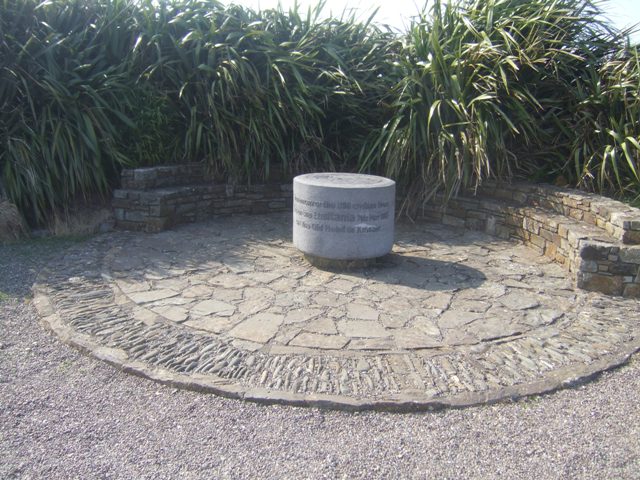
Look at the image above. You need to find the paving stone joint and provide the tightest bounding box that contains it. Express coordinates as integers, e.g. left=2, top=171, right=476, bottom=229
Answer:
left=34, top=214, right=640, bottom=410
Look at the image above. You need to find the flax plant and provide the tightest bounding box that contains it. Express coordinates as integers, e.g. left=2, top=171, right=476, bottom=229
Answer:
left=1, top=0, right=395, bottom=222
left=561, top=45, right=640, bottom=199
left=0, top=0, right=139, bottom=223
left=361, top=0, right=639, bottom=211
left=131, top=0, right=397, bottom=181
left=2, top=0, right=639, bottom=225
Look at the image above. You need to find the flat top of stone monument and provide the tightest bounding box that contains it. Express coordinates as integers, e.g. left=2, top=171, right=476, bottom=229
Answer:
left=295, top=173, right=395, bottom=188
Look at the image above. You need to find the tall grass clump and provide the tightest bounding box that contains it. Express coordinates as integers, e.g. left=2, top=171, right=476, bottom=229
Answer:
left=130, top=0, right=398, bottom=181
left=1, top=0, right=639, bottom=224
left=361, top=0, right=639, bottom=210
left=0, top=0, right=397, bottom=223
left=0, top=0, right=142, bottom=224
left=0, top=0, right=146, bottom=222
left=560, top=45, right=640, bottom=200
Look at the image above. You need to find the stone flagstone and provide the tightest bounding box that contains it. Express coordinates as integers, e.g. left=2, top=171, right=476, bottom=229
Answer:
left=288, top=332, right=349, bottom=350
left=337, top=320, right=388, bottom=338
left=192, top=299, right=235, bottom=317
left=128, top=289, right=178, bottom=303
left=33, top=213, right=640, bottom=411
left=346, top=304, right=379, bottom=321
left=229, top=313, right=284, bottom=343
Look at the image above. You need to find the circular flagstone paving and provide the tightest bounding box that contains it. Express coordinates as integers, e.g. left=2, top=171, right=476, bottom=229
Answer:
left=34, top=213, right=640, bottom=410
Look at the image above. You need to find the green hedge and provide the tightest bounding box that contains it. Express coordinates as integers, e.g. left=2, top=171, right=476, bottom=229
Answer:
left=1, top=0, right=638, bottom=224
left=362, top=0, right=640, bottom=208
left=0, top=0, right=397, bottom=223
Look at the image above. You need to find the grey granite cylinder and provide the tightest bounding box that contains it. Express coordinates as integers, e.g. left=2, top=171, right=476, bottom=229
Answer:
left=293, top=173, right=395, bottom=260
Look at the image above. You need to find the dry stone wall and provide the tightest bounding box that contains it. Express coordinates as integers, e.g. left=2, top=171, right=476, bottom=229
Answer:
left=420, top=181, right=640, bottom=298
left=113, top=164, right=292, bottom=232
left=119, top=164, right=206, bottom=190
left=112, top=166, right=640, bottom=298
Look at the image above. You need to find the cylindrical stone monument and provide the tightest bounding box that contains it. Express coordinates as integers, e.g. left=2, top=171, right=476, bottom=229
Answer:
left=293, top=173, right=395, bottom=262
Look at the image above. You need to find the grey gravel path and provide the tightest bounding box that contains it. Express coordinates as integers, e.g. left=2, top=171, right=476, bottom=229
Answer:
left=1, top=236, right=639, bottom=479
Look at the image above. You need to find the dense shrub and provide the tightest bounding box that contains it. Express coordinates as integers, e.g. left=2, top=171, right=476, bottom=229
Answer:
left=0, top=0, right=397, bottom=223
left=126, top=0, right=398, bottom=180
left=562, top=45, right=640, bottom=200
left=0, top=0, right=142, bottom=223
left=0, top=0, right=638, bottom=224
left=361, top=0, right=640, bottom=210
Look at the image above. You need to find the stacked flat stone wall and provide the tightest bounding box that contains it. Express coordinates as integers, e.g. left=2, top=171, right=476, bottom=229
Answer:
left=419, top=181, right=640, bottom=298
left=472, top=182, right=640, bottom=244
left=112, top=166, right=640, bottom=298
left=113, top=164, right=292, bottom=232
left=119, top=164, right=206, bottom=190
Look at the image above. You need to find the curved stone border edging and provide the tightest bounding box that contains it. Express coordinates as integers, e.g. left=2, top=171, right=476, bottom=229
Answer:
left=32, top=221, right=640, bottom=412
left=33, top=283, right=640, bottom=411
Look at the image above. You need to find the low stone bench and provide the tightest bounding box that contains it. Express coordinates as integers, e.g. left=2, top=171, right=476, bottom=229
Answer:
left=420, top=181, right=640, bottom=297
left=112, top=165, right=640, bottom=297
left=113, top=164, right=292, bottom=232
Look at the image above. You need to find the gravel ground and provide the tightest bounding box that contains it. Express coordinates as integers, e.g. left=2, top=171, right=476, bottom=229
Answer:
left=1, top=236, right=639, bottom=479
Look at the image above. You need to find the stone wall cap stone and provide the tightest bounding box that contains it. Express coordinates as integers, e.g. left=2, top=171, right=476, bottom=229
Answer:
left=609, top=212, right=640, bottom=230
left=619, top=247, right=640, bottom=264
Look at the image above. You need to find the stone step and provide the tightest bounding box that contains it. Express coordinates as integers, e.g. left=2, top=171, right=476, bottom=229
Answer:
left=474, top=181, right=640, bottom=245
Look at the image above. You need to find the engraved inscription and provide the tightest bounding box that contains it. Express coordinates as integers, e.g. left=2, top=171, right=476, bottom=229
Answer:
left=294, top=195, right=390, bottom=234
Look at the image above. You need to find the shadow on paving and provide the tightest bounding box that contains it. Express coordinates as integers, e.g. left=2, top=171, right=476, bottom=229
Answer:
left=313, top=253, right=487, bottom=291
left=110, top=214, right=489, bottom=293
